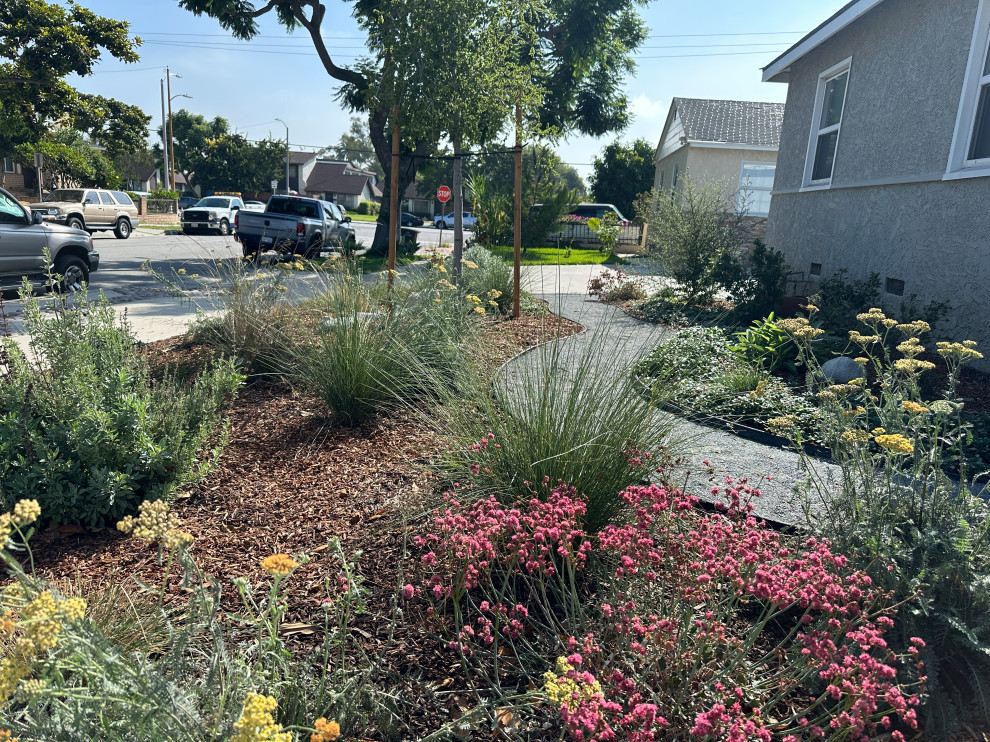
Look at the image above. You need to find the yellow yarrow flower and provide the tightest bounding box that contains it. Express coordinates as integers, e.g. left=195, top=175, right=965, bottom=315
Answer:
left=177, top=268, right=187, bottom=275
left=465, top=294, right=482, bottom=304
left=311, top=718, right=342, bottom=742
left=871, top=427, right=887, bottom=436
left=849, top=331, right=881, bottom=346
left=230, top=693, right=292, bottom=742
left=936, top=341, right=984, bottom=361
left=462, top=260, right=479, bottom=270
left=776, top=317, right=824, bottom=340
left=542, top=657, right=602, bottom=712
left=766, top=415, right=800, bottom=435
left=260, top=554, right=298, bottom=576
left=11, top=500, right=41, bottom=527
left=896, top=337, right=925, bottom=357
left=875, top=434, right=914, bottom=455
left=487, top=289, right=502, bottom=299
left=473, top=306, right=486, bottom=315
left=902, top=400, right=929, bottom=414
left=841, top=430, right=871, bottom=445
left=893, top=358, right=936, bottom=374
left=897, top=320, right=931, bottom=337
left=117, top=500, right=182, bottom=543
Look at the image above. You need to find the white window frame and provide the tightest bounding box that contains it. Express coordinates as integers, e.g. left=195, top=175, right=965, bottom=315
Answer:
left=737, top=161, right=776, bottom=217
left=803, top=57, right=853, bottom=190
left=3, top=157, right=15, bottom=174
left=946, top=0, right=990, bottom=180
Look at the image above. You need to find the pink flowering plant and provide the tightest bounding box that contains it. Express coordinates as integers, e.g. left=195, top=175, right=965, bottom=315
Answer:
left=410, top=456, right=925, bottom=741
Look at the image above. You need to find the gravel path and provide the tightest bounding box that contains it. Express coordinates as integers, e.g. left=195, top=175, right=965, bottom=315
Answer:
left=505, top=293, right=838, bottom=526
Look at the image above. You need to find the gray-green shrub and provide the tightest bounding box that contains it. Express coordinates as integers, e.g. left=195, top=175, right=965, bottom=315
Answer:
left=0, top=291, right=242, bottom=527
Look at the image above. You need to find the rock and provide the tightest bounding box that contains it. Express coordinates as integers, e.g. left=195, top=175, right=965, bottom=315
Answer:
left=821, top=356, right=864, bottom=383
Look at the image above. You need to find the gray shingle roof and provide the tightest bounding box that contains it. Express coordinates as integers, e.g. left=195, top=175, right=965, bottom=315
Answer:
left=674, top=98, right=785, bottom=148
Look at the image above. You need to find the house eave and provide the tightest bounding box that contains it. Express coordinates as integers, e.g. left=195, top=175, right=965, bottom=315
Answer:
left=687, top=141, right=779, bottom=152
left=762, top=0, right=885, bottom=83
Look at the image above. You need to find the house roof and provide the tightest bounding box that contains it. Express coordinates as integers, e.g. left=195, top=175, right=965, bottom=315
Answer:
left=762, top=0, right=885, bottom=83
left=290, top=150, right=318, bottom=165
left=674, top=98, right=785, bottom=148
left=304, top=161, right=372, bottom=195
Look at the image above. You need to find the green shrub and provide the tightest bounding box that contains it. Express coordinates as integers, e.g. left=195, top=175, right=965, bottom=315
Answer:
left=720, top=239, right=790, bottom=323
left=452, top=245, right=514, bottom=315
left=635, top=290, right=729, bottom=327
left=150, top=188, right=180, bottom=200
left=441, top=328, right=675, bottom=533
left=729, top=313, right=799, bottom=374
left=0, top=291, right=242, bottom=527
left=809, top=268, right=881, bottom=334
left=634, top=176, right=746, bottom=305
left=356, top=200, right=380, bottom=216
left=633, top=326, right=734, bottom=388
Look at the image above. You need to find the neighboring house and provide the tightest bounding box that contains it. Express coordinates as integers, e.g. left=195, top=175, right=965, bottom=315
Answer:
left=763, top=0, right=990, bottom=358
left=304, top=160, right=379, bottom=209
left=0, top=156, right=29, bottom=197
left=276, top=150, right=322, bottom=193
left=653, top=98, right=785, bottom=218
left=403, top=182, right=441, bottom=217
left=120, top=164, right=162, bottom=193
left=172, top=172, right=198, bottom=197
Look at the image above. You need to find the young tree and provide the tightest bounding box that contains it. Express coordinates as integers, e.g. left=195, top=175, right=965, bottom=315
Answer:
left=589, top=138, right=655, bottom=219
left=189, top=134, right=286, bottom=193
left=635, top=176, right=746, bottom=305
left=0, top=0, right=149, bottom=185
left=175, top=0, right=648, bottom=253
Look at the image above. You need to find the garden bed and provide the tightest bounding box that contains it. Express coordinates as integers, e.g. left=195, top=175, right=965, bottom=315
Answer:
left=23, top=308, right=584, bottom=740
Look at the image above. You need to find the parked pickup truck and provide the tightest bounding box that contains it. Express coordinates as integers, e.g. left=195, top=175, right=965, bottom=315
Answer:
left=235, top=195, right=351, bottom=259
left=0, top=187, right=100, bottom=292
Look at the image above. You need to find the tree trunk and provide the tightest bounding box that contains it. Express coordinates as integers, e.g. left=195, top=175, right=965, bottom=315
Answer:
left=451, top=134, right=464, bottom=281
left=367, top=110, right=423, bottom=255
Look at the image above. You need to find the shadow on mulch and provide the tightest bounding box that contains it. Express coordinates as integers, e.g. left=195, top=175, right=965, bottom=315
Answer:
left=25, top=307, right=583, bottom=740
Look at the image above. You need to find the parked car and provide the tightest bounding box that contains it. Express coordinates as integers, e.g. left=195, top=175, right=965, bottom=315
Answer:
left=242, top=200, right=267, bottom=212
left=320, top=201, right=356, bottom=246
left=1, top=187, right=100, bottom=292
left=177, top=195, right=198, bottom=210
left=567, top=203, right=629, bottom=223
left=181, top=196, right=245, bottom=236
left=401, top=212, right=424, bottom=227
left=29, top=188, right=140, bottom=239
left=235, top=195, right=346, bottom=259
left=433, top=212, right=477, bottom=229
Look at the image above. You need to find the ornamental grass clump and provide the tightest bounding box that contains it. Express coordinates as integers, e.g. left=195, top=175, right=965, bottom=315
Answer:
left=776, top=305, right=990, bottom=736
left=441, top=324, right=675, bottom=534
left=410, top=469, right=924, bottom=741
left=0, top=288, right=242, bottom=527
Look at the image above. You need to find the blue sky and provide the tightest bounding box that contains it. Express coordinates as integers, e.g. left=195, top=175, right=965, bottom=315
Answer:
left=71, top=0, right=849, bottom=181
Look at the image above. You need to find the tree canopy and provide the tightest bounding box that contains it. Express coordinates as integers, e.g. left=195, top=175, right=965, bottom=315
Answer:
left=175, top=0, right=648, bottom=250
left=589, top=138, right=656, bottom=219
left=0, top=0, right=149, bottom=172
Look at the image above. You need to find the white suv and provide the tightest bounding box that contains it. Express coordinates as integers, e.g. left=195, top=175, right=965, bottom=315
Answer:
left=433, top=212, right=477, bottom=229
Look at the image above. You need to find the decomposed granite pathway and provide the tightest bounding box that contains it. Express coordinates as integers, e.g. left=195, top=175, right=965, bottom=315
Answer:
left=503, top=290, right=840, bottom=527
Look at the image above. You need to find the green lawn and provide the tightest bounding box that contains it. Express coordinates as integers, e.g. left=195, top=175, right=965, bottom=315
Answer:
left=486, top=246, right=628, bottom=266
left=347, top=213, right=379, bottom=222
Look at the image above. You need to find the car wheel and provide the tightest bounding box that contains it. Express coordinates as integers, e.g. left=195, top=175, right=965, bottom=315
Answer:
left=66, top=216, right=84, bottom=231
left=113, top=218, right=132, bottom=239
left=54, top=254, right=89, bottom=293
left=218, top=219, right=230, bottom=236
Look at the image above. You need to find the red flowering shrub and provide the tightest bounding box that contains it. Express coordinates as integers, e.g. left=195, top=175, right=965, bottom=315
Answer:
left=412, top=462, right=925, bottom=741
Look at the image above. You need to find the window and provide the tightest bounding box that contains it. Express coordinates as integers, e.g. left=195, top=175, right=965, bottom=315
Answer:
left=83, top=192, right=99, bottom=205
left=736, top=162, right=776, bottom=217
left=111, top=191, right=133, bottom=206
left=658, top=170, right=665, bottom=190
left=0, top=192, right=26, bottom=224
left=947, top=1, right=990, bottom=177
left=3, top=157, right=15, bottom=174
left=805, top=59, right=851, bottom=186
left=99, top=192, right=114, bottom=205
left=672, top=165, right=679, bottom=189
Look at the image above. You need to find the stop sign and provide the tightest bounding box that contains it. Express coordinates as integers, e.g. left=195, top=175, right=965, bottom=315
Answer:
left=437, top=186, right=451, bottom=203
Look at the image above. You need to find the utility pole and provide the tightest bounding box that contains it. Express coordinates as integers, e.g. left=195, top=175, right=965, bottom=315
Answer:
left=388, top=104, right=400, bottom=297
left=160, top=78, right=170, bottom=189
left=513, top=99, right=523, bottom=319
left=275, top=118, right=289, bottom=194
left=166, top=66, right=176, bottom=191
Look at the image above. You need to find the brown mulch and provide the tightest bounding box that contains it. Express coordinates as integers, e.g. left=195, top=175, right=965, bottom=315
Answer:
left=25, top=306, right=583, bottom=740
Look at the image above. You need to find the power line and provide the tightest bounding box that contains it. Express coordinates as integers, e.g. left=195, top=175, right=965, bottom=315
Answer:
left=136, top=29, right=804, bottom=39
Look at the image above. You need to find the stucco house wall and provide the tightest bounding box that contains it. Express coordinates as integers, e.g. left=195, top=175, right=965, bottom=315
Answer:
left=653, top=146, right=689, bottom=193
left=687, top=147, right=779, bottom=203
left=766, top=0, right=990, bottom=355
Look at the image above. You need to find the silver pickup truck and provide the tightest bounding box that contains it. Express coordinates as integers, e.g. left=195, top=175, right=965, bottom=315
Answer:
left=235, top=195, right=350, bottom=259
left=0, top=187, right=100, bottom=292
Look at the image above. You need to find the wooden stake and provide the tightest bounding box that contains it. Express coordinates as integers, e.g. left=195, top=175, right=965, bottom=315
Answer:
left=388, top=104, right=400, bottom=296
left=513, top=100, right=523, bottom=319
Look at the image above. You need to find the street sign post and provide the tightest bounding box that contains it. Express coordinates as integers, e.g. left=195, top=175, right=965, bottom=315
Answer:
left=271, top=179, right=279, bottom=192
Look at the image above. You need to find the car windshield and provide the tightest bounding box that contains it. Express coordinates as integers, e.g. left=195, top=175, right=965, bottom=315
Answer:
left=196, top=197, right=231, bottom=208
left=267, top=198, right=320, bottom=219
left=44, top=190, right=84, bottom=203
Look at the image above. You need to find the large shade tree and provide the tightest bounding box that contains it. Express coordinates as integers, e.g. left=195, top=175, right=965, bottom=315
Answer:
left=589, top=138, right=656, bottom=219
left=0, top=0, right=149, bottom=186
left=153, top=109, right=229, bottom=191
left=175, top=0, right=648, bottom=253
